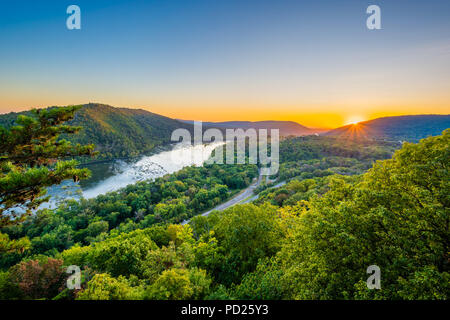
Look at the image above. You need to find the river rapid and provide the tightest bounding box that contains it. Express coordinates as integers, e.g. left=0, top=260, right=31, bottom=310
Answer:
left=44, top=142, right=224, bottom=208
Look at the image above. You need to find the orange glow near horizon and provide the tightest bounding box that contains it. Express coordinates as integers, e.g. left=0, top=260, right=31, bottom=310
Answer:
left=0, top=99, right=449, bottom=129
left=136, top=105, right=449, bottom=129
left=343, top=123, right=370, bottom=139
left=345, top=115, right=366, bottom=126
left=1, top=1, right=450, bottom=130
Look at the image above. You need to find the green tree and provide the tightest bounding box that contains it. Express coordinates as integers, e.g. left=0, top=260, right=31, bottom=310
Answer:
left=0, top=232, right=30, bottom=254
left=86, top=230, right=158, bottom=277
left=77, top=273, right=143, bottom=300
left=145, top=268, right=211, bottom=300
left=278, top=130, right=449, bottom=299
left=0, top=106, right=95, bottom=227
left=0, top=270, right=22, bottom=299
left=233, top=258, right=284, bottom=300
left=212, top=204, right=284, bottom=285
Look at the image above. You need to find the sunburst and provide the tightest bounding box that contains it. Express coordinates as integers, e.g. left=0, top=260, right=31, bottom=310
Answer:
left=345, top=116, right=365, bottom=125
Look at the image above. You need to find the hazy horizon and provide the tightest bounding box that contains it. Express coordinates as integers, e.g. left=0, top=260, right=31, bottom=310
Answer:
left=1, top=102, right=449, bottom=130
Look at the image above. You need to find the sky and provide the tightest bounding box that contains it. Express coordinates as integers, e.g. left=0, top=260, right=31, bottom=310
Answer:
left=0, top=0, right=449, bottom=128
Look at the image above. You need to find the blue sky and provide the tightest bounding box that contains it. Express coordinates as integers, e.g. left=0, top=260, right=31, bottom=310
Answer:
left=0, top=0, right=449, bottom=127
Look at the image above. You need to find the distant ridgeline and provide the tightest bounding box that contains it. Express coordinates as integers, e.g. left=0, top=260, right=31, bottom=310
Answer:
left=323, top=115, right=450, bottom=142
left=178, top=119, right=327, bottom=137
left=1, top=105, right=448, bottom=161
left=0, top=103, right=194, bottom=161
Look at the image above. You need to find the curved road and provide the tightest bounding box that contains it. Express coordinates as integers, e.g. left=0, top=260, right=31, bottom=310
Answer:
left=241, top=180, right=286, bottom=204
left=181, top=171, right=287, bottom=225
left=181, top=170, right=264, bottom=225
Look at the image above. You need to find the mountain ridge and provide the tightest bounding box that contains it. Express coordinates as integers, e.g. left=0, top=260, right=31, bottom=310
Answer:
left=179, top=119, right=326, bottom=136
left=323, top=114, right=450, bottom=141
left=1, top=105, right=448, bottom=160
left=0, top=103, right=194, bottom=161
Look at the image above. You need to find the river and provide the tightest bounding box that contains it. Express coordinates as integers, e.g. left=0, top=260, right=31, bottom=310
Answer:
left=44, top=142, right=224, bottom=208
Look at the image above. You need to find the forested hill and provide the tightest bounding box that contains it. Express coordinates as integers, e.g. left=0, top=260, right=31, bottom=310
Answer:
left=179, top=120, right=326, bottom=136
left=323, top=115, right=450, bottom=142
left=0, top=103, right=193, bottom=160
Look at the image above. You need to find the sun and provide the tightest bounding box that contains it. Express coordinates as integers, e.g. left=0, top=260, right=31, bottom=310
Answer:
left=345, top=115, right=365, bottom=126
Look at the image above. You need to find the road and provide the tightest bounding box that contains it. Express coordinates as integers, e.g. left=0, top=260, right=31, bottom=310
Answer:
left=241, top=180, right=286, bottom=204
left=181, top=169, right=289, bottom=225
left=181, top=170, right=264, bottom=225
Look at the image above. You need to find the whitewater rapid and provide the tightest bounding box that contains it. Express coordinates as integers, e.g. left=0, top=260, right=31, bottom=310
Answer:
left=82, top=142, right=224, bottom=199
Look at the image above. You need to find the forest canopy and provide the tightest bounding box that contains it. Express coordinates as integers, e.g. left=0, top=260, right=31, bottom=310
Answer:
left=1, top=125, right=447, bottom=300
